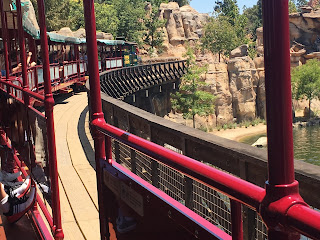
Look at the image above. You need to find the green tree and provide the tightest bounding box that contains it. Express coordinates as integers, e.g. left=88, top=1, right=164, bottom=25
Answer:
left=243, top=0, right=262, bottom=40
left=171, top=47, right=216, bottom=128
left=68, top=2, right=119, bottom=37
left=291, top=59, right=320, bottom=119
left=289, top=0, right=298, bottom=13
left=112, top=0, right=146, bottom=44
left=296, top=0, right=308, bottom=8
left=201, top=16, right=238, bottom=61
left=214, top=0, right=248, bottom=45
left=144, top=7, right=166, bottom=51
left=214, top=0, right=240, bottom=25
left=42, top=0, right=70, bottom=31
left=95, top=3, right=119, bottom=36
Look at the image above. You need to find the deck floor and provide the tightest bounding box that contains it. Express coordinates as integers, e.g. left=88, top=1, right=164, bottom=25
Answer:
left=53, top=91, right=101, bottom=240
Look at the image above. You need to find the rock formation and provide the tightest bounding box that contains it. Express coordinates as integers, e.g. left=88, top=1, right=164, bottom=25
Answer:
left=54, top=27, right=113, bottom=40
left=228, top=56, right=258, bottom=122
left=202, top=55, right=233, bottom=125
left=158, top=2, right=209, bottom=58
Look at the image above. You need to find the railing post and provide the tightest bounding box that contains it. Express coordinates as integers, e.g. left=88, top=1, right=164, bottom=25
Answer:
left=0, top=0, right=10, bottom=80
left=74, top=45, right=81, bottom=81
left=36, top=0, right=64, bottom=238
left=230, top=199, right=243, bottom=240
left=16, top=0, right=29, bottom=106
left=82, top=0, right=109, bottom=239
left=261, top=0, right=306, bottom=239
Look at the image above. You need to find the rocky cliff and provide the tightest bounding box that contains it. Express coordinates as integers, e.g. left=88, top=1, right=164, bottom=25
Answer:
left=158, top=2, right=209, bottom=58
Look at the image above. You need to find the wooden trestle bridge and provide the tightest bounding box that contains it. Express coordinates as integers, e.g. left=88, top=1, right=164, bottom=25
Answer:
left=100, top=61, right=186, bottom=100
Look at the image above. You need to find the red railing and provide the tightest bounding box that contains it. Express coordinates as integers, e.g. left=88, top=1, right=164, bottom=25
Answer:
left=0, top=0, right=65, bottom=238
left=10, top=60, right=88, bottom=95
left=83, top=0, right=320, bottom=240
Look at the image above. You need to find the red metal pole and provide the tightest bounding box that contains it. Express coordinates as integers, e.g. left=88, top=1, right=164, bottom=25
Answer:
left=16, top=0, right=30, bottom=106
left=261, top=1, right=304, bottom=239
left=262, top=0, right=294, bottom=186
left=230, top=199, right=243, bottom=240
left=36, top=0, right=64, bottom=239
left=82, top=0, right=108, bottom=239
left=75, top=45, right=81, bottom=80
left=0, top=0, right=10, bottom=79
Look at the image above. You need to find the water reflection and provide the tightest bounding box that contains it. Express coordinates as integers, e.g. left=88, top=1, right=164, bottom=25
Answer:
left=239, top=126, right=320, bottom=166
left=293, top=126, right=320, bottom=166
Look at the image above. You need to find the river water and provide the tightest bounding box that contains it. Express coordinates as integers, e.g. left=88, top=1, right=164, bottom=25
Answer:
left=240, top=126, right=320, bottom=166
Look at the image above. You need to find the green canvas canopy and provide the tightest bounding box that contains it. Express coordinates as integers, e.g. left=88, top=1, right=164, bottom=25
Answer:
left=47, top=32, right=81, bottom=44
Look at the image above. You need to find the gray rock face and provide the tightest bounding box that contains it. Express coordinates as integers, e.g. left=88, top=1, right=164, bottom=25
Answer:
left=159, top=3, right=208, bottom=49
left=228, top=56, right=257, bottom=122
left=230, top=45, right=248, bottom=58
left=289, top=9, right=320, bottom=46
left=204, top=60, right=233, bottom=125
left=54, top=27, right=113, bottom=40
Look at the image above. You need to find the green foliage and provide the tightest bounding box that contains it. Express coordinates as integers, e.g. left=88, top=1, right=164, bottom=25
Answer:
left=243, top=0, right=262, bottom=40
left=201, top=16, right=239, bottom=61
left=202, top=0, right=249, bottom=60
left=68, top=1, right=84, bottom=31
left=248, top=42, right=257, bottom=59
left=68, top=1, right=119, bottom=37
left=112, top=0, right=145, bottom=44
left=43, top=0, right=70, bottom=31
left=214, top=0, right=240, bottom=25
left=296, top=0, right=308, bottom=8
left=95, top=3, right=119, bottom=37
left=144, top=7, right=166, bottom=50
left=289, top=0, right=298, bottom=13
left=171, top=47, right=216, bottom=128
left=291, top=59, right=320, bottom=118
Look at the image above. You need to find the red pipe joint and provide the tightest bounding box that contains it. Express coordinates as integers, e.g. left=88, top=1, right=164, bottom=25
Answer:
left=44, top=94, right=55, bottom=109
left=90, top=112, right=106, bottom=138
left=260, top=180, right=308, bottom=239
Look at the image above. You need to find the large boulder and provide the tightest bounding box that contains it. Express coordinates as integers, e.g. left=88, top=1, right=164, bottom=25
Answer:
left=227, top=56, right=257, bottom=122
left=73, top=28, right=86, bottom=38
left=230, top=45, right=248, bottom=58
left=96, top=32, right=113, bottom=40
left=57, top=27, right=74, bottom=37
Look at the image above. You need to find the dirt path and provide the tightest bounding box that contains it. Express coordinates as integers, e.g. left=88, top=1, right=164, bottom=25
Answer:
left=210, top=124, right=267, bottom=142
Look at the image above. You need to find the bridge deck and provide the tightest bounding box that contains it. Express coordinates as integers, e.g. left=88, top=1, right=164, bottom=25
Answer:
left=53, top=92, right=104, bottom=240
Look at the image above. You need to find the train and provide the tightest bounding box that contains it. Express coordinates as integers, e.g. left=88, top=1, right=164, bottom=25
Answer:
left=1, top=4, right=138, bottom=98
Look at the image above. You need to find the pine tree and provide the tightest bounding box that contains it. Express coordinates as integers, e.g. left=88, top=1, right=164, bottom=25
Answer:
left=171, top=47, right=216, bottom=128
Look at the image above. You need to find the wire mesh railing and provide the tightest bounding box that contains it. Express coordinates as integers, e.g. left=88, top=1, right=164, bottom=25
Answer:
left=109, top=138, right=271, bottom=238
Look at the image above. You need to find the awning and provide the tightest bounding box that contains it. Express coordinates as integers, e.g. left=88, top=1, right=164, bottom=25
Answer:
left=47, top=32, right=81, bottom=44
left=97, top=39, right=125, bottom=46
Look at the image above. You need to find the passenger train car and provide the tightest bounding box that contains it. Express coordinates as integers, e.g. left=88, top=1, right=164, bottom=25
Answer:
left=0, top=0, right=320, bottom=239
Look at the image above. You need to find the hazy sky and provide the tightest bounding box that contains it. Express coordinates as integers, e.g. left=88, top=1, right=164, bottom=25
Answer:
left=190, top=0, right=258, bottom=14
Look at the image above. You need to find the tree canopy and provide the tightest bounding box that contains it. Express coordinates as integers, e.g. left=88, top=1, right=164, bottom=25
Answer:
left=201, top=16, right=239, bottom=61
left=144, top=6, right=166, bottom=51
left=291, top=59, right=320, bottom=118
left=171, top=47, right=216, bottom=128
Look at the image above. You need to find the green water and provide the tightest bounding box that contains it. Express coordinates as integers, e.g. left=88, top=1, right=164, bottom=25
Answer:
left=293, top=126, right=320, bottom=166
left=240, top=126, right=320, bottom=166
